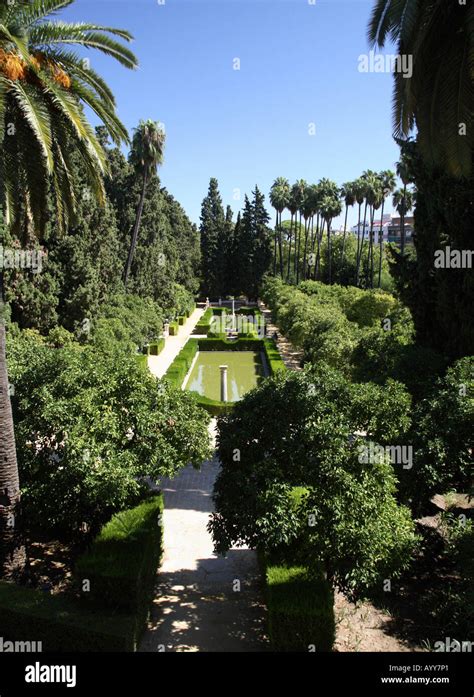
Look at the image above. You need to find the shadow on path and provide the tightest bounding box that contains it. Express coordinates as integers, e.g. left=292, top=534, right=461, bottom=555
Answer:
left=139, top=459, right=268, bottom=652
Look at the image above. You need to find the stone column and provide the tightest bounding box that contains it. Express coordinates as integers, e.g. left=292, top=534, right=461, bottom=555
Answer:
left=220, top=365, right=228, bottom=403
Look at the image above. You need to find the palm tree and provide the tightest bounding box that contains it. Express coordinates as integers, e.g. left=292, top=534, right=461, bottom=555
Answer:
left=269, top=177, right=290, bottom=278
left=352, top=177, right=366, bottom=280
left=301, top=184, right=317, bottom=281
left=355, top=171, right=377, bottom=286
left=395, top=156, right=413, bottom=256
left=0, top=0, right=137, bottom=234
left=320, top=195, right=342, bottom=285
left=286, top=184, right=300, bottom=281
left=124, top=120, right=165, bottom=286
left=293, top=179, right=306, bottom=284
left=367, top=185, right=383, bottom=288
left=392, top=187, right=414, bottom=251
left=369, top=0, right=473, bottom=178
left=377, top=169, right=396, bottom=287
left=339, top=181, right=356, bottom=280
left=0, top=0, right=137, bottom=578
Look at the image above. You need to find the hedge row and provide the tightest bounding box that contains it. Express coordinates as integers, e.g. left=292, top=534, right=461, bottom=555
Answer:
left=0, top=582, right=136, bottom=652
left=165, top=338, right=199, bottom=386
left=76, top=495, right=164, bottom=615
left=192, top=307, right=213, bottom=335
left=0, top=495, right=164, bottom=652
left=148, top=338, right=165, bottom=356
left=178, top=316, right=186, bottom=326
left=169, top=320, right=179, bottom=336
left=262, top=556, right=335, bottom=652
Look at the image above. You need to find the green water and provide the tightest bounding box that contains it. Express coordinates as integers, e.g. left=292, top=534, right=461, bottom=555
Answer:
left=184, top=351, right=264, bottom=402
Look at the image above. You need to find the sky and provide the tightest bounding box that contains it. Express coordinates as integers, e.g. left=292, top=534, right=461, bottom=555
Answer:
left=63, top=0, right=401, bottom=228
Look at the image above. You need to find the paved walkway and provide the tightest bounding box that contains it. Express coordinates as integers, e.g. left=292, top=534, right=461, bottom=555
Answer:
left=147, top=305, right=205, bottom=379
left=139, top=421, right=267, bottom=652
left=259, top=301, right=303, bottom=370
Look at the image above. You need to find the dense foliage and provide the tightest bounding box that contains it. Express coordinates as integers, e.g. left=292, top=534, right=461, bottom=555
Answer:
left=199, top=178, right=272, bottom=299
left=209, top=366, right=417, bottom=599
left=7, top=330, right=211, bottom=535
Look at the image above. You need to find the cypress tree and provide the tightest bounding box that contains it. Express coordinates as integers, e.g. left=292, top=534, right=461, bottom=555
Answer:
left=200, top=178, right=225, bottom=298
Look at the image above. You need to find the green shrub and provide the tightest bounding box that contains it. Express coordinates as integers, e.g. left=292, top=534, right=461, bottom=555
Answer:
left=169, top=321, right=179, bottom=336
left=178, top=316, right=186, bottom=326
left=135, top=354, right=148, bottom=371
left=165, top=339, right=199, bottom=386
left=263, top=560, right=335, bottom=652
left=189, top=392, right=235, bottom=416
left=76, top=495, right=164, bottom=617
left=263, top=338, right=286, bottom=374
left=148, top=338, right=165, bottom=356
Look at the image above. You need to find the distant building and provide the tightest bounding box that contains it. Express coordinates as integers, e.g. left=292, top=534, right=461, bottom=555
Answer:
left=350, top=214, right=414, bottom=246
left=386, top=216, right=414, bottom=245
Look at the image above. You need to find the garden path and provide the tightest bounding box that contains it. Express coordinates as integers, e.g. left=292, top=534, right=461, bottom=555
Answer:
left=139, top=421, right=267, bottom=652
left=147, top=305, right=205, bottom=379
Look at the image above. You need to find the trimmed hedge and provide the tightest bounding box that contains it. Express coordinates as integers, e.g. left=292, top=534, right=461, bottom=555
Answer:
left=169, top=321, right=179, bottom=336
left=192, top=308, right=213, bottom=335
left=0, top=581, right=136, bottom=652
left=148, top=338, right=165, bottom=356
left=263, top=559, right=335, bottom=652
left=76, top=495, right=164, bottom=616
left=0, top=496, right=165, bottom=652
left=177, top=316, right=186, bottom=326
left=165, top=338, right=199, bottom=386
left=188, top=392, right=235, bottom=417
left=263, top=338, right=286, bottom=373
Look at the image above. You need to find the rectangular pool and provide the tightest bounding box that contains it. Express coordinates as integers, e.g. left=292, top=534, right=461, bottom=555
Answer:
left=183, top=351, right=264, bottom=402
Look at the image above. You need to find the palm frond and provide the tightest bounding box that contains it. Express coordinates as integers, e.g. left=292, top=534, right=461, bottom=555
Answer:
left=8, top=80, right=54, bottom=172
left=29, top=23, right=138, bottom=69
left=69, top=79, right=128, bottom=144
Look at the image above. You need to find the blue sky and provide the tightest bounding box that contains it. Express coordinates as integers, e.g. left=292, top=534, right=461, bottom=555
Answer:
left=64, top=0, right=400, bottom=227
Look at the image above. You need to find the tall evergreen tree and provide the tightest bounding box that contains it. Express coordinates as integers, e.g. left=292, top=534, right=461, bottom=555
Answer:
left=200, top=178, right=225, bottom=298
left=250, top=186, right=272, bottom=298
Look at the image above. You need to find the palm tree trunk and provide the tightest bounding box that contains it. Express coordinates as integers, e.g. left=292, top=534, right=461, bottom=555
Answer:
left=0, top=273, right=25, bottom=580
left=356, top=201, right=368, bottom=286
left=278, top=211, right=284, bottom=277
left=367, top=208, right=375, bottom=288
left=340, top=204, right=349, bottom=282
left=286, top=213, right=293, bottom=282
left=377, top=200, right=385, bottom=288
left=124, top=169, right=149, bottom=287
left=302, top=218, right=310, bottom=282
left=355, top=203, right=362, bottom=271
left=295, top=213, right=302, bottom=284
left=400, top=185, right=407, bottom=256
left=327, top=219, right=332, bottom=285
left=314, top=219, right=325, bottom=280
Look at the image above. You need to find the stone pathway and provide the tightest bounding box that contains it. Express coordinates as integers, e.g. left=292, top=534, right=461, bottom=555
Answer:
left=147, top=305, right=205, bottom=379
left=139, top=423, right=267, bottom=652
left=259, top=301, right=303, bottom=370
